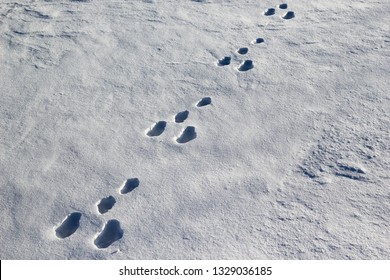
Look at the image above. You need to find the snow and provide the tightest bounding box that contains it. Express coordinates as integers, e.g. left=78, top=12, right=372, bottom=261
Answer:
left=0, top=0, right=389, bottom=259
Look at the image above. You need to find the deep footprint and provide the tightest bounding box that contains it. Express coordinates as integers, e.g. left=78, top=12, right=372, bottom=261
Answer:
left=55, top=212, right=82, bottom=239
left=97, top=196, right=116, bottom=214
left=238, top=60, right=254, bottom=72
left=279, top=3, right=288, bottom=9
left=175, top=110, right=189, bottom=123
left=197, top=97, right=212, bottom=107
left=218, top=56, right=231, bottom=66
left=253, top=38, right=264, bottom=44
left=264, top=8, right=276, bottom=16
left=94, top=219, right=124, bottom=249
left=146, top=121, right=167, bottom=137
left=120, top=178, right=140, bottom=194
left=176, top=126, right=197, bottom=144
left=237, top=47, right=249, bottom=55
left=282, top=11, right=295, bottom=19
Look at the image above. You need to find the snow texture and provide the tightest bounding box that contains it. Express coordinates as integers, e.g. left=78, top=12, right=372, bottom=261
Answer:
left=0, top=0, right=389, bottom=259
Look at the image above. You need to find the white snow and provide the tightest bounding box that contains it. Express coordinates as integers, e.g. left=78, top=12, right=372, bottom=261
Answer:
left=0, top=0, right=389, bottom=259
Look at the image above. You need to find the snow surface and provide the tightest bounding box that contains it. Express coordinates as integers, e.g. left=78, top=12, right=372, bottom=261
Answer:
left=0, top=0, right=389, bottom=259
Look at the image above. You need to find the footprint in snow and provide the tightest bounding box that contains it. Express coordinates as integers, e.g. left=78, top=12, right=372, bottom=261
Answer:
left=120, top=178, right=140, bottom=194
left=175, top=110, right=189, bottom=123
left=97, top=196, right=116, bottom=214
left=217, top=56, right=231, bottom=66
left=146, top=121, right=167, bottom=137
left=279, top=3, right=288, bottom=9
left=264, top=8, right=276, bottom=16
left=197, top=97, right=212, bottom=107
left=55, top=212, right=82, bottom=239
left=238, top=60, right=254, bottom=72
left=176, top=126, right=197, bottom=144
left=94, top=219, right=124, bottom=249
left=282, top=11, right=295, bottom=20
left=237, top=47, right=249, bottom=55
left=252, top=38, right=264, bottom=44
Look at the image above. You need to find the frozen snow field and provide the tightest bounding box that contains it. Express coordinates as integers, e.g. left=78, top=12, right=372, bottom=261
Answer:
left=0, top=0, right=389, bottom=259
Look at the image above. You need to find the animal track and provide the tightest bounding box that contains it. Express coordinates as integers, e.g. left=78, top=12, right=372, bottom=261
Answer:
left=176, top=126, right=197, bottom=144
left=279, top=3, right=288, bottom=9
left=197, top=97, right=212, bottom=107
left=97, top=196, right=116, bottom=214
left=146, top=121, right=167, bottom=137
left=237, top=47, right=249, bottom=55
left=264, top=8, right=276, bottom=16
left=175, top=110, right=189, bottom=123
left=120, top=178, right=140, bottom=194
left=238, top=60, right=254, bottom=72
left=53, top=0, right=298, bottom=251
left=55, top=212, right=82, bottom=239
left=218, top=56, right=231, bottom=66
left=282, top=11, right=295, bottom=20
left=253, top=38, right=265, bottom=44
left=94, top=219, right=124, bottom=249
left=145, top=97, right=212, bottom=145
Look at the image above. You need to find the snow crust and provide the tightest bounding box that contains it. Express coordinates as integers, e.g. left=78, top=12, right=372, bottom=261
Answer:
left=0, top=0, right=389, bottom=259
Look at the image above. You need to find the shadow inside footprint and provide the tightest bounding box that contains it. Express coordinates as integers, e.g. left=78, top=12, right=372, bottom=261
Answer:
left=218, top=56, right=231, bottom=66
left=279, top=3, right=288, bottom=9
left=55, top=212, right=82, bottom=239
left=282, top=11, right=295, bottom=19
left=264, top=8, right=275, bottom=16
left=146, top=121, right=166, bottom=137
left=237, top=47, right=249, bottom=55
left=176, top=126, right=197, bottom=144
left=120, top=178, right=140, bottom=194
left=197, top=97, right=212, bottom=107
left=94, top=219, right=124, bottom=249
left=238, top=60, right=254, bottom=72
left=253, top=38, right=265, bottom=44
left=175, top=110, right=189, bottom=123
left=97, top=196, right=116, bottom=214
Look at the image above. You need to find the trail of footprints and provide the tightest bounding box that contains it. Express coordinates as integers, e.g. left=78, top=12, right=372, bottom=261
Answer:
left=217, top=3, right=295, bottom=72
left=54, top=2, right=296, bottom=251
left=56, top=96, right=210, bottom=246
left=146, top=96, right=212, bottom=144
left=54, top=178, right=139, bottom=249
left=145, top=3, right=295, bottom=141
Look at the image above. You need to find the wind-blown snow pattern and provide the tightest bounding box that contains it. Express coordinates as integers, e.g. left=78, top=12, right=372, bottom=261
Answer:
left=0, top=0, right=389, bottom=259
